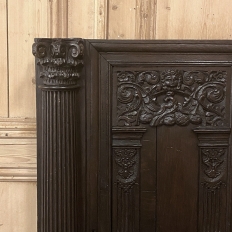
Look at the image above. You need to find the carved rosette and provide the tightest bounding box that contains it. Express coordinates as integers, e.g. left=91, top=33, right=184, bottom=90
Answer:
left=112, top=128, right=146, bottom=232
left=117, top=70, right=226, bottom=127
left=33, top=38, right=84, bottom=88
left=194, top=128, right=230, bottom=232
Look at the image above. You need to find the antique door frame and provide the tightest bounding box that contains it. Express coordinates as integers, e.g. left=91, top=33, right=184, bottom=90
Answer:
left=33, top=39, right=232, bottom=232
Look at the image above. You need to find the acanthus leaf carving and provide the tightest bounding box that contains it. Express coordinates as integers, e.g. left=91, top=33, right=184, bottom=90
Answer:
left=32, top=38, right=84, bottom=87
left=117, top=70, right=226, bottom=127
left=114, top=148, right=138, bottom=192
left=202, top=148, right=225, bottom=179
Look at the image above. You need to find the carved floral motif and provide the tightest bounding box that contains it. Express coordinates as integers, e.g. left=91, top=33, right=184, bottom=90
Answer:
left=117, top=70, right=226, bottom=126
left=32, top=39, right=84, bottom=86
left=114, top=148, right=138, bottom=191
left=202, top=148, right=225, bottom=179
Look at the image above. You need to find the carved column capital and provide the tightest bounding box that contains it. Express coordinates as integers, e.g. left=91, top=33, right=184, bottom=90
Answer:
left=32, top=38, right=84, bottom=88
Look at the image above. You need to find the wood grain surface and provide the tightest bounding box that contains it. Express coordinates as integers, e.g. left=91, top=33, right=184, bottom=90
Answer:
left=8, top=0, right=49, bottom=118
left=1, top=1, right=232, bottom=231
left=0, top=0, right=8, bottom=117
left=0, top=119, right=36, bottom=181
left=156, top=0, right=232, bottom=39
left=0, top=182, right=37, bottom=232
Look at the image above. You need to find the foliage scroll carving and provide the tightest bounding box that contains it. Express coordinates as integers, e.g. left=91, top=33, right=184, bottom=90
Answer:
left=114, top=148, right=138, bottom=192
left=32, top=38, right=84, bottom=87
left=117, top=70, right=227, bottom=127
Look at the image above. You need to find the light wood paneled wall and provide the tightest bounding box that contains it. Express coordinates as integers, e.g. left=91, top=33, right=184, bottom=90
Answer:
left=0, top=182, right=37, bottom=232
left=1, top=0, right=232, bottom=119
left=156, top=0, right=232, bottom=39
left=0, top=0, right=8, bottom=117
left=1, top=0, right=232, bottom=231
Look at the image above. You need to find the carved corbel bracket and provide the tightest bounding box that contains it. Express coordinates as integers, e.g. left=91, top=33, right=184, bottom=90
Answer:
left=194, top=127, right=230, bottom=232
left=32, top=38, right=84, bottom=89
left=112, top=127, right=146, bottom=191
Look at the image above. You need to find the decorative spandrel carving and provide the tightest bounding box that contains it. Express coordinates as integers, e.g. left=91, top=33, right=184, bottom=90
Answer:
left=32, top=38, right=84, bottom=87
left=114, top=148, right=138, bottom=192
left=117, top=70, right=226, bottom=127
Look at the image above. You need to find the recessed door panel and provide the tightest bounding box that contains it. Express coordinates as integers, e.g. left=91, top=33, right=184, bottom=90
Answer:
left=156, top=125, right=198, bottom=232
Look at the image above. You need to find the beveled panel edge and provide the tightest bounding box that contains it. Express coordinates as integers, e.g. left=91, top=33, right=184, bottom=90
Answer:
left=193, top=127, right=231, bottom=146
left=88, top=40, right=232, bottom=53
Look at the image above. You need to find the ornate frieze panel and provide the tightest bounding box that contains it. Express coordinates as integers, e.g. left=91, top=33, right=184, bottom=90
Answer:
left=117, top=70, right=227, bottom=127
left=194, top=128, right=230, bottom=232
left=33, top=38, right=84, bottom=88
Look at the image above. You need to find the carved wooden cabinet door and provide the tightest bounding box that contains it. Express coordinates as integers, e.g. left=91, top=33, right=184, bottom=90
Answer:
left=34, top=40, right=232, bottom=232
left=84, top=40, right=232, bottom=232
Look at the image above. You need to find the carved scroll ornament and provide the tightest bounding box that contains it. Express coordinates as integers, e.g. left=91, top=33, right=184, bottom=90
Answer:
left=32, top=38, right=84, bottom=87
left=117, top=70, right=226, bottom=127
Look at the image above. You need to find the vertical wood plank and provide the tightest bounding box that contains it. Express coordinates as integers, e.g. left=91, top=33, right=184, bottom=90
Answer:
left=94, top=0, right=109, bottom=39
left=108, top=0, right=137, bottom=39
left=8, top=0, right=49, bottom=118
left=68, top=0, right=96, bottom=38
left=156, top=0, right=232, bottom=39
left=0, top=182, right=37, bottom=232
left=0, top=0, right=8, bottom=117
left=135, top=0, right=156, bottom=39
left=157, top=126, right=198, bottom=232
left=108, top=0, right=157, bottom=39
left=47, top=0, right=68, bottom=37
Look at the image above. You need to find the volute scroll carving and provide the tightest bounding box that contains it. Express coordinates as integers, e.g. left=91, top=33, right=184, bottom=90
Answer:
left=117, top=69, right=227, bottom=127
left=32, top=38, right=84, bottom=88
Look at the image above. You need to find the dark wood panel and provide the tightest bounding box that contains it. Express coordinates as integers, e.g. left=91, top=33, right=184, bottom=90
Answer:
left=89, top=39, right=232, bottom=53
left=34, top=39, right=232, bottom=232
left=98, top=56, right=112, bottom=232
left=157, top=125, right=198, bottom=232
left=85, top=41, right=100, bottom=232
left=140, top=127, right=157, bottom=232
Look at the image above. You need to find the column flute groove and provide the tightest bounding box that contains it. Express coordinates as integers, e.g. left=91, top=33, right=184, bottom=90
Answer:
left=33, top=38, right=84, bottom=232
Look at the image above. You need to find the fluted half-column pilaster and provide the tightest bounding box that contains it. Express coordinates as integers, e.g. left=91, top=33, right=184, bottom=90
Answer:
left=194, top=128, right=230, bottom=232
left=33, top=38, right=84, bottom=232
left=112, top=127, right=147, bottom=232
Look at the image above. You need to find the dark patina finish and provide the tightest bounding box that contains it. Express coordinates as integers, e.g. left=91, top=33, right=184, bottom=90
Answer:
left=33, top=40, right=232, bottom=232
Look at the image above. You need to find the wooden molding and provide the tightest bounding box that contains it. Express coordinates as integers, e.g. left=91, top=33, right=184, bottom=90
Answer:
left=0, top=118, right=37, bottom=181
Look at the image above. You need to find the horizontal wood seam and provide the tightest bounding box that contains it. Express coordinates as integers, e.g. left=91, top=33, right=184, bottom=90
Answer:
left=0, top=119, right=37, bottom=181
